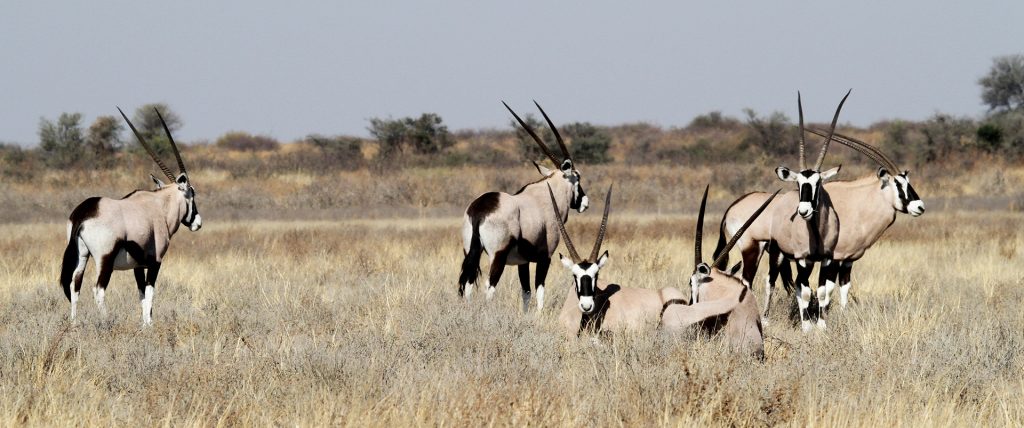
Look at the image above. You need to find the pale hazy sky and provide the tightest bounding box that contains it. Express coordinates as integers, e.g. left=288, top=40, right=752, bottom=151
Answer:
left=1, top=1, right=1021, bottom=145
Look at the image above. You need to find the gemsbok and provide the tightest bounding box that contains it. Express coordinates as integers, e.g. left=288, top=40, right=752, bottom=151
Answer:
left=712, top=91, right=850, bottom=331
left=661, top=186, right=779, bottom=358
left=458, top=101, right=589, bottom=311
left=59, top=107, right=202, bottom=325
left=764, top=128, right=925, bottom=312
left=549, top=182, right=776, bottom=357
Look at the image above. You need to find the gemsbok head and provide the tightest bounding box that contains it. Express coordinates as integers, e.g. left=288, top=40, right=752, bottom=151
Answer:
left=457, top=101, right=588, bottom=312
left=59, top=107, right=201, bottom=325
left=775, top=90, right=850, bottom=220
left=546, top=183, right=611, bottom=314
left=661, top=185, right=778, bottom=358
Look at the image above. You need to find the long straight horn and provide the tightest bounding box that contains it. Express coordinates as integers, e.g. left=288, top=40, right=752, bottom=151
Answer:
left=814, top=89, right=852, bottom=170
left=118, top=107, right=176, bottom=181
left=695, top=184, right=709, bottom=266
left=711, top=189, right=780, bottom=269
left=546, top=183, right=581, bottom=263
left=798, top=92, right=806, bottom=170
left=805, top=128, right=900, bottom=173
left=503, top=101, right=560, bottom=167
left=589, top=184, right=613, bottom=261
left=534, top=101, right=572, bottom=164
left=155, top=108, right=187, bottom=176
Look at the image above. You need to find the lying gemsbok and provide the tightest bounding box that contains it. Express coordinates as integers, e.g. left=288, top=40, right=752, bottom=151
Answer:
left=764, top=128, right=925, bottom=311
left=713, top=91, right=850, bottom=331
left=60, top=108, right=202, bottom=325
left=458, top=102, right=589, bottom=311
left=550, top=183, right=776, bottom=358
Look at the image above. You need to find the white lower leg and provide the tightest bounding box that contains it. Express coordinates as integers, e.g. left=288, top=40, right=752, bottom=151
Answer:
left=70, top=291, right=79, bottom=320
left=797, top=286, right=812, bottom=332
left=464, top=282, right=475, bottom=299
left=485, top=280, right=496, bottom=300
left=94, top=287, right=106, bottom=316
left=840, top=282, right=851, bottom=308
left=763, top=277, right=773, bottom=315
left=535, top=285, right=545, bottom=310
left=140, top=285, right=155, bottom=326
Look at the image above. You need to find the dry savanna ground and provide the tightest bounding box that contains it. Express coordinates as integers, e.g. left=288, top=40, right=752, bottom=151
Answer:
left=0, top=207, right=1022, bottom=426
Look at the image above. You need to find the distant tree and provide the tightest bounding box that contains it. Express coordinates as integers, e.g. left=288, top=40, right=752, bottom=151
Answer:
left=509, top=113, right=552, bottom=162
left=979, top=54, right=1024, bottom=112
left=307, top=134, right=364, bottom=169
left=128, top=103, right=183, bottom=156
left=367, top=113, right=453, bottom=159
left=562, top=122, right=612, bottom=164
left=216, top=131, right=280, bottom=152
left=39, top=112, right=85, bottom=168
left=86, top=115, right=123, bottom=161
left=921, top=113, right=975, bottom=162
left=688, top=111, right=741, bottom=131
left=743, top=109, right=793, bottom=157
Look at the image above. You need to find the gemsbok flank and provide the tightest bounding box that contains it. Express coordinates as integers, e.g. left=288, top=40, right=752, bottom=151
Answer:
left=764, top=128, right=925, bottom=312
left=458, top=101, right=589, bottom=311
left=59, top=107, right=202, bottom=325
left=712, top=90, right=850, bottom=331
left=661, top=185, right=779, bottom=358
left=549, top=183, right=777, bottom=353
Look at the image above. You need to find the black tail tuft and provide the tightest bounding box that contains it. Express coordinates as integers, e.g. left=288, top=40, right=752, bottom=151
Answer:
left=712, top=218, right=729, bottom=270
left=458, top=220, right=484, bottom=296
left=60, top=225, right=81, bottom=301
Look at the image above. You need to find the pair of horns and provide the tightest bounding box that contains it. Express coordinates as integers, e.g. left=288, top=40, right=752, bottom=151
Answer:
left=504, top=101, right=573, bottom=168
left=547, top=183, right=611, bottom=264
left=798, top=89, right=851, bottom=171
left=695, top=185, right=779, bottom=270
left=117, top=107, right=188, bottom=182
left=804, top=128, right=900, bottom=173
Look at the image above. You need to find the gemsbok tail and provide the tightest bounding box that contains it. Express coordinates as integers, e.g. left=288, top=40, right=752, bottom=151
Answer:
left=712, top=218, right=730, bottom=271
left=60, top=223, right=83, bottom=301
left=458, top=220, right=484, bottom=295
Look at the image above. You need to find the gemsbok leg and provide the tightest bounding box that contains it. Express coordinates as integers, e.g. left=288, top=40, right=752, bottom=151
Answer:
left=534, top=258, right=550, bottom=310
left=795, top=259, right=814, bottom=332
left=136, top=263, right=160, bottom=325
left=838, top=261, right=854, bottom=308
left=484, top=250, right=508, bottom=300
left=518, top=264, right=531, bottom=312
left=93, top=254, right=115, bottom=317
left=762, top=243, right=785, bottom=320
left=816, top=260, right=840, bottom=329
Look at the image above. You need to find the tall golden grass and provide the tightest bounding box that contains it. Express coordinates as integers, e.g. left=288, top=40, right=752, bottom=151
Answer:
left=1, top=207, right=1021, bottom=425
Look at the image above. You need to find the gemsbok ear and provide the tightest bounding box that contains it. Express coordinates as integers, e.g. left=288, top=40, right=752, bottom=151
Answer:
left=150, top=174, right=165, bottom=189
left=534, top=161, right=554, bottom=177
left=775, top=167, right=797, bottom=182
left=820, top=165, right=841, bottom=180
left=560, top=159, right=573, bottom=173
left=560, top=253, right=574, bottom=269
left=876, top=167, right=891, bottom=179
left=596, top=250, right=609, bottom=268
left=176, top=173, right=189, bottom=185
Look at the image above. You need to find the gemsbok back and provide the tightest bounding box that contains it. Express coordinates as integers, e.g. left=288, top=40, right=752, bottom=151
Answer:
left=549, top=182, right=776, bottom=357
left=60, top=107, right=202, bottom=325
left=458, top=101, right=589, bottom=312
left=661, top=186, right=778, bottom=358
left=712, top=91, right=850, bottom=331
left=765, top=128, right=925, bottom=311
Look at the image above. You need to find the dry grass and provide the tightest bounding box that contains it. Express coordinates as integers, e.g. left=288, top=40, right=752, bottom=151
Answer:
left=0, top=209, right=1022, bottom=426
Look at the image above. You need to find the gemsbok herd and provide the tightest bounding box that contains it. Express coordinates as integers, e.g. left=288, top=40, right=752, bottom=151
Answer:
left=58, top=92, right=924, bottom=358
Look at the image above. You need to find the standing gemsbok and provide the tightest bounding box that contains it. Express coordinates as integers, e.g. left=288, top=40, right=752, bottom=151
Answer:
left=548, top=182, right=776, bottom=358
left=458, top=101, right=589, bottom=311
left=712, top=91, right=850, bottom=331
left=764, top=128, right=925, bottom=312
left=60, top=107, right=202, bottom=325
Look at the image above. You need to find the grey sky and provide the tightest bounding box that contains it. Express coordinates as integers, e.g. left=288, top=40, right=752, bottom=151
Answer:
left=1, top=1, right=1021, bottom=145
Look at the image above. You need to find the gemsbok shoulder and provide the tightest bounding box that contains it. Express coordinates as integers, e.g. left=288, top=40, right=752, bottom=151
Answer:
left=458, top=101, right=589, bottom=312
left=661, top=186, right=778, bottom=358
left=549, top=182, right=776, bottom=356
left=765, top=128, right=925, bottom=311
left=712, top=91, right=850, bottom=331
left=59, top=107, right=202, bottom=325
